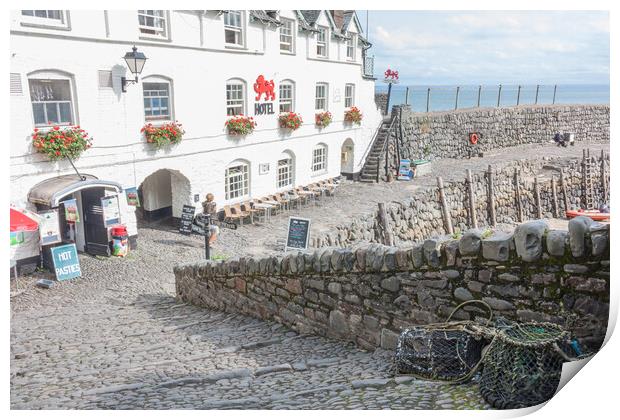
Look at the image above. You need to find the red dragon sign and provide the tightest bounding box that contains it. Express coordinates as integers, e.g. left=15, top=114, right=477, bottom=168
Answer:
left=253, top=75, right=276, bottom=101
left=384, top=68, right=399, bottom=81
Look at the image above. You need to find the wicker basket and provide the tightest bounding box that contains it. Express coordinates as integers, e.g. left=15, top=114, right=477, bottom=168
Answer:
left=394, top=300, right=494, bottom=382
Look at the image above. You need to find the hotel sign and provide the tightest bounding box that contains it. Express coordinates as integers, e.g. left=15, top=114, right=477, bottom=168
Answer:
left=253, top=75, right=276, bottom=116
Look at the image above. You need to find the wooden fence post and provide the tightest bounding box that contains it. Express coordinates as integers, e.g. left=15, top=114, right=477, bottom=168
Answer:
left=437, top=177, right=454, bottom=235
left=534, top=177, right=542, bottom=219
left=466, top=169, right=478, bottom=228
left=514, top=168, right=523, bottom=223
left=559, top=169, right=569, bottom=212
left=551, top=176, right=559, bottom=218
left=377, top=202, right=394, bottom=246
left=487, top=165, right=496, bottom=227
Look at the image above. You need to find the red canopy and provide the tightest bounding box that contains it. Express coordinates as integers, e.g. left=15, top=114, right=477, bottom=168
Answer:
left=10, top=208, right=39, bottom=232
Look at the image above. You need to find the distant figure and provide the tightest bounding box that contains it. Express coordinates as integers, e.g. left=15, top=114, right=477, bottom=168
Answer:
left=599, top=204, right=610, bottom=213
left=200, top=193, right=219, bottom=244
left=554, top=132, right=567, bottom=147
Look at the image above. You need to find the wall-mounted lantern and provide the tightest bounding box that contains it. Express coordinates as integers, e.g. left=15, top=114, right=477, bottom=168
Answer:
left=121, top=45, right=147, bottom=93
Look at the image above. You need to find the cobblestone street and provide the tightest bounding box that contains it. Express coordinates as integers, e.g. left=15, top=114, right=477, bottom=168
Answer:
left=10, top=141, right=608, bottom=410
left=11, top=226, right=489, bottom=409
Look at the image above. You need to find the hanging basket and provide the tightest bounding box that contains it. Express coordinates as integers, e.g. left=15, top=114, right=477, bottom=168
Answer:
left=394, top=300, right=494, bottom=382
left=479, top=321, right=572, bottom=409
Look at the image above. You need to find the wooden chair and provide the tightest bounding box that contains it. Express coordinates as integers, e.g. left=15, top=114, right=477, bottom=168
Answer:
left=284, top=189, right=302, bottom=210
left=223, top=205, right=241, bottom=224
left=232, top=203, right=252, bottom=225
left=271, top=193, right=290, bottom=211
left=241, top=201, right=262, bottom=223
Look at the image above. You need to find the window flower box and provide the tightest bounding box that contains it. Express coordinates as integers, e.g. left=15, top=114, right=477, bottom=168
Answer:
left=141, top=121, right=184, bottom=148
left=315, top=111, right=332, bottom=128
left=278, top=112, right=303, bottom=131
left=344, top=106, right=363, bottom=125
left=226, top=115, right=256, bottom=136
left=32, top=125, right=92, bottom=160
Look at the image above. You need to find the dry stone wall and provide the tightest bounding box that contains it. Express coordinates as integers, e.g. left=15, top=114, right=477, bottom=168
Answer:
left=395, top=104, right=609, bottom=161
left=175, top=218, right=609, bottom=353
left=312, top=154, right=610, bottom=249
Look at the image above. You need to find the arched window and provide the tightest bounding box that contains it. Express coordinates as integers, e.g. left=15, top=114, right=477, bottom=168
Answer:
left=279, top=80, right=295, bottom=113
left=312, top=143, right=328, bottom=174
left=277, top=151, right=295, bottom=189
left=142, top=75, right=173, bottom=121
left=27, top=70, right=76, bottom=127
left=226, top=78, right=246, bottom=116
left=225, top=160, right=250, bottom=200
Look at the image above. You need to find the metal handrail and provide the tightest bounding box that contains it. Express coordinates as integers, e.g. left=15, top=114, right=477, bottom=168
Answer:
left=375, top=116, right=397, bottom=182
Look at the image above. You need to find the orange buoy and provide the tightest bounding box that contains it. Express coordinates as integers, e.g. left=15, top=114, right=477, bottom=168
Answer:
left=469, top=133, right=479, bottom=145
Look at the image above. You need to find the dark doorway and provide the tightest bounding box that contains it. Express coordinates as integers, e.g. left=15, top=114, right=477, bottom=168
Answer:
left=81, top=187, right=111, bottom=257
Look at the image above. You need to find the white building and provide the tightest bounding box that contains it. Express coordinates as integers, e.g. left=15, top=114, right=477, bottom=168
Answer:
left=10, top=10, right=381, bottom=257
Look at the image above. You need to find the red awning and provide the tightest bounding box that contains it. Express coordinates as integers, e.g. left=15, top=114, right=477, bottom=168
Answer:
left=10, top=208, right=39, bottom=232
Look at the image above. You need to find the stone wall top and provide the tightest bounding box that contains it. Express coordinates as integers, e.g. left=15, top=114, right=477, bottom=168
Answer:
left=174, top=217, right=609, bottom=279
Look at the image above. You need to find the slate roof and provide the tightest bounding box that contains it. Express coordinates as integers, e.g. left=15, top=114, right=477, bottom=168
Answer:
left=299, top=10, right=322, bottom=25
left=249, top=10, right=282, bottom=26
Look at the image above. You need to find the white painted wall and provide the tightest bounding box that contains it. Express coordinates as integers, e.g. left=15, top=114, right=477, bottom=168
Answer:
left=140, top=169, right=172, bottom=212
left=10, top=10, right=382, bottom=219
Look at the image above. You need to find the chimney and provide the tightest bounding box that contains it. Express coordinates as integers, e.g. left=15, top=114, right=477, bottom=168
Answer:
left=330, top=10, right=344, bottom=30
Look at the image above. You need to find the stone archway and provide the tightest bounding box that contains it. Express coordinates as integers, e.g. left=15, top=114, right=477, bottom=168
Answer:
left=138, top=168, right=191, bottom=224
left=341, top=138, right=355, bottom=176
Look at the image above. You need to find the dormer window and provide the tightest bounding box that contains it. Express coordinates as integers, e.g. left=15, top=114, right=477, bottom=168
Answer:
left=316, top=26, right=328, bottom=58
left=224, top=11, right=244, bottom=47
left=346, top=35, right=356, bottom=60
left=138, top=10, right=168, bottom=38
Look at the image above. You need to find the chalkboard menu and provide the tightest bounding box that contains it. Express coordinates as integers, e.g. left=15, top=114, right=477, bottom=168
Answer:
left=179, top=205, right=196, bottom=235
left=286, top=217, right=311, bottom=251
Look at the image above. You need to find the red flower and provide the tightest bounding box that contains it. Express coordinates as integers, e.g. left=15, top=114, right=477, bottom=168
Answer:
left=55, top=151, right=61, bottom=156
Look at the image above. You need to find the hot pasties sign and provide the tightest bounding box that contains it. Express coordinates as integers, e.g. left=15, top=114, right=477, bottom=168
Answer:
left=51, top=243, right=81, bottom=281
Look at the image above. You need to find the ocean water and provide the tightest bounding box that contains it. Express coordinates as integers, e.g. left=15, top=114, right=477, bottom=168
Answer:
left=376, top=84, right=610, bottom=113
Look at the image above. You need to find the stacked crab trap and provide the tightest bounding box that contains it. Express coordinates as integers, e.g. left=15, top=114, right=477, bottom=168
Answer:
left=394, top=300, right=584, bottom=409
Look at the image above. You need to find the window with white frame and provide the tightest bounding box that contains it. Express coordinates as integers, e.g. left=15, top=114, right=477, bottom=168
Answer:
left=225, top=161, right=250, bottom=200
left=315, top=83, right=328, bottom=111
left=346, top=35, right=356, bottom=60
left=312, top=144, right=328, bottom=174
left=345, top=84, right=355, bottom=108
left=279, top=81, right=294, bottom=113
left=316, top=26, right=328, bottom=57
left=21, top=10, right=69, bottom=29
left=279, top=18, right=294, bottom=53
left=224, top=11, right=244, bottom=46
left=138, top=10, right=167, bottom=38
left=277, top=153, right=294, bottom=189
left=29, top=78, right=74, bottom=127
left=143, top=79, right=172, bottom=120
left=226, top=80, right=245, bottom=116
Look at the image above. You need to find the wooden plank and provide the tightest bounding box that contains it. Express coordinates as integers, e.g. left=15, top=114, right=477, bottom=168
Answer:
left=551, top=176, right=559, bottom=218
left=514, top=168, right=523, bottom=223
left=487, top=165, right=496, bottom=226
left=466, top=169, right=478, bottom=228
left=437, top=177, right=454, bottom=235
left=377, top=202, right=394, bottom=246
left=534, top=177, right=542, bottom=219
left=559, top=169, right=569, bottom=212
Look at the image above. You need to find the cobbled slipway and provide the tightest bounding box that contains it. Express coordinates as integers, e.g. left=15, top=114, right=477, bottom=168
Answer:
left=11, top=225, right=490, bottom=410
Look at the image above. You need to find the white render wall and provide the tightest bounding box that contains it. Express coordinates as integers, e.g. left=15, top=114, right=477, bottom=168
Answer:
left=10, top=10, right=382, bottom=218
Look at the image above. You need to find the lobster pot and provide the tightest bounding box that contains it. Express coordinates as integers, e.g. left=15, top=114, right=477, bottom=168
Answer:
left=395, top=325, right=487, bottom=381
left=480, top=322, right=568, bottom=409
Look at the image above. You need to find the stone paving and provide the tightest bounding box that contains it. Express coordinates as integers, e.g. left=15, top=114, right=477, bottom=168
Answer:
left=11, top=227, right=489, bottom=410
left=10, top=141, right=607, bottom=410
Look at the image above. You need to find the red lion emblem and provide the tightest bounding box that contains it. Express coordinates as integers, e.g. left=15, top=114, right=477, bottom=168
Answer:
left=384, top=68, right=399, bottom=80
left=253, top=75, right=276, bottom=101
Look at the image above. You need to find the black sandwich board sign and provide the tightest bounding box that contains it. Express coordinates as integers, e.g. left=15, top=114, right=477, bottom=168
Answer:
left=285, top=217, right=311, bottom=251
left=179, top=205, right=195, bottom=235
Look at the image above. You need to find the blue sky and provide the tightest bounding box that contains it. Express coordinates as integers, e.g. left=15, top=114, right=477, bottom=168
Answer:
left=360, top=11, right=609, bottom=85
